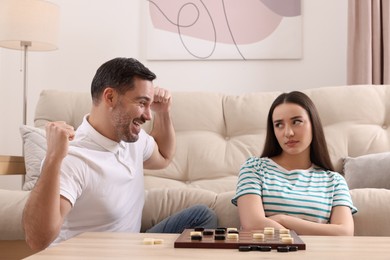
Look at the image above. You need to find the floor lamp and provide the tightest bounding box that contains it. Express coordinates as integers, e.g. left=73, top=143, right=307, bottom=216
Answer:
left=0, top=0, right=60, bottom=125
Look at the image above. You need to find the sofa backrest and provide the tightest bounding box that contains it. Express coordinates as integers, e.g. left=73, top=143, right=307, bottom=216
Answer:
left=34, top=85, right=390, bottom=193
left=34, top=90, right=91, bottom=129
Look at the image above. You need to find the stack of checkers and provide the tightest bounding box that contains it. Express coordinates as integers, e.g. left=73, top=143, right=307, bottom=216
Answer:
left=142, top=238, right=164, bottom=245
left=174, top=227, right=306, bottom=251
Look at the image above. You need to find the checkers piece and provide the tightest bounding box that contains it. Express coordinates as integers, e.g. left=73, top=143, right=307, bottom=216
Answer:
left=226, top=227, right=238, bottom=232
left=194, top=227, right=205, bottom=231
left=259, top=245, right=272, bottom=252
left=238, top=245, right=251, bottom=252
left=277, top=246, right=289, bottom=252
left=153, top=238, right=164, bottom=244
left=217, top=227, right=227, bottom=230
left=142, top=238, right=155, bottom=245
left=281, top=237, right=294, bottom=244
left=215, top=228, right=226, bottom=234
left=264, top=227, right=274, bottom=231
left=227, top=233, right=239, bottom=240
left=253, top=233, right=265, bottom=240
left=142, top=238, right=164, bottom=245
left=264, top=227, right=275, bottom=235
left=279, top=228, right=290, bottom=234
left=190, top=231, right=202, bottom=237
left=191, top=235, right=202, bottom=241
left=214, top=235, right=226, bottom=240
left=202, top=230, right=214, bottom=236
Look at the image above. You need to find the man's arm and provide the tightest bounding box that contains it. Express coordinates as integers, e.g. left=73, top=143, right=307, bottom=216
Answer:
left=23, top=122, right=74, bottom=250
left=144, top=87, right=176, bottom=169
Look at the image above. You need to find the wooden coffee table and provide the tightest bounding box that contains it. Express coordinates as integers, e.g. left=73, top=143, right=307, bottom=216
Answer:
left=24, top=232, right=390, bottom=260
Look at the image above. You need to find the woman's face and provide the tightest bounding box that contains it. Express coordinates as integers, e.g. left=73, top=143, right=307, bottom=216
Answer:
left=272, top=103, right=312, bottom=157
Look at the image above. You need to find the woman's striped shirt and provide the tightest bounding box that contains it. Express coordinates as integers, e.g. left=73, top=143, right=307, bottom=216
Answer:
left=231, top=157, right=357, bottom=223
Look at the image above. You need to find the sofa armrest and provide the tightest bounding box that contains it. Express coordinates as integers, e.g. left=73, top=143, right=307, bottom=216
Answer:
left=350, top=188, right=390, bottom=236
left=0, top=156, right=26, bottom=175
left=0, top=161, right=36, bottom=259
left=0, top=189, right=30, bottom=240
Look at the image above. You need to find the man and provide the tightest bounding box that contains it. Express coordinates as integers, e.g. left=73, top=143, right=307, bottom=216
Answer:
left=23, top=57, right=217, bottom=250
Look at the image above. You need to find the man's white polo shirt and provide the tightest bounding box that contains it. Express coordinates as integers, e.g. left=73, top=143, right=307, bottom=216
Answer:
left=54, top=115, right=155, bottom=244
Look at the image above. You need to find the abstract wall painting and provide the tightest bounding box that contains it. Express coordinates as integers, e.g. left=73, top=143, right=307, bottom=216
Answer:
left=145, top=0, right=302, bottom=60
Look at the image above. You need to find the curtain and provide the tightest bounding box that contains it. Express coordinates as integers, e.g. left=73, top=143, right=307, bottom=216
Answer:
left=347, top=0, right=390, bottom=84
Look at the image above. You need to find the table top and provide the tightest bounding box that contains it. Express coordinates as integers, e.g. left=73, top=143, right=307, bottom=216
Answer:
left=24, top=232, right=390, bottom=260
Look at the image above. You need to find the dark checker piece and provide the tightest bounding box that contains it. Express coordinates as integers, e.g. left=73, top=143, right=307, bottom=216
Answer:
left=190, top=235, right=202, bottom=241
left=259, top=246, right=272, bottom=252
left=214, top=235, right=226, bottom=240
left=277, top=246, right=289, bottom=252
left=215, top=229, right=225, bottom=234
left=202, top=230, right=214, bottom=236
left=238, top=246, right=251, bottom=252
left=194, top=227, right=205, bottom=231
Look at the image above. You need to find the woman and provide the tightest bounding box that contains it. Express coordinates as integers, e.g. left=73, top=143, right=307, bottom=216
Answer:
left=231, top=91, right=357, bottom=236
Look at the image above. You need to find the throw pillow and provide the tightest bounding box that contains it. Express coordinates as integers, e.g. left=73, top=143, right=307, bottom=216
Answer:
left=19, top=125, right=46, bottom=191
left=343, top=152, right=390, bottom=189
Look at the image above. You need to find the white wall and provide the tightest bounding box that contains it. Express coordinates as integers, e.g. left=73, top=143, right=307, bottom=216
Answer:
left=0, top=0, right=348, bottom=189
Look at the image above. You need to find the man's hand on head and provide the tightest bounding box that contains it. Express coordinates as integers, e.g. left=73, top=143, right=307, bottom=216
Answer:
left=151, top=87, right=172, bottom=113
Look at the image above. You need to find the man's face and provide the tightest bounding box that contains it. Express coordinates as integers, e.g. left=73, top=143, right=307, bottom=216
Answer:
left=111, top=78, right=154, bottom=142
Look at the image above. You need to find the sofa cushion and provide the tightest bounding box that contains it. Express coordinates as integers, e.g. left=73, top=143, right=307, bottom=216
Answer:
left=213, top=190, right=240, bottom=229
left=141, top=188, right=218, bottom=232
left=19, top=125, right=46, bottom=191
left=0, top=189, right=30, bottom=240
left=143, top=91, right=275, bottom=192
left=343, top=152, right=390, bottom=189
left=34, top=89, right=91, bottom=128
left=350, top=188, right=390, bottom=236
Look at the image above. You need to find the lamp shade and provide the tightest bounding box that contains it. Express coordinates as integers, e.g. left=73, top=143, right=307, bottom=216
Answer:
left=0, top=0, right=60, bottom=51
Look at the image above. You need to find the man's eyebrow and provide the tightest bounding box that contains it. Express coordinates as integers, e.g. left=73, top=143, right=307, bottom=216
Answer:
left=134, top=96, right=151, bottom=102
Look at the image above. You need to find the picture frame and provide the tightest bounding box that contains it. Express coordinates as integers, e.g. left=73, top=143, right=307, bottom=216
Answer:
left=145, top=0, right=302, bottom=60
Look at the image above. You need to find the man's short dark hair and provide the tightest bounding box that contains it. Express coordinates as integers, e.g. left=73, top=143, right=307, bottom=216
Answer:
left=91, top=57, right=156, bottom=104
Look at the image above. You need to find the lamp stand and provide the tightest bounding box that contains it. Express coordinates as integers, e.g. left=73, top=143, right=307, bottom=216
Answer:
left=21, top=41, right=31, bottom=126
left=20, top=41, right=31, bottom=185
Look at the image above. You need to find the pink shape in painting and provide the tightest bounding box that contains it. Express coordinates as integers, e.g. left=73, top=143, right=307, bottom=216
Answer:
left=148, top=0, right=301, bottom=59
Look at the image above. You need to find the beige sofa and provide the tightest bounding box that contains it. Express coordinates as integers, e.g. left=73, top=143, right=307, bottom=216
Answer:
left=1, top=85, right=390, bottom=257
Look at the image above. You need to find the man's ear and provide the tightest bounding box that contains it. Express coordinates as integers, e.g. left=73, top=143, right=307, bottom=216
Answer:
left=102, top=87, right=116, bottom=107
